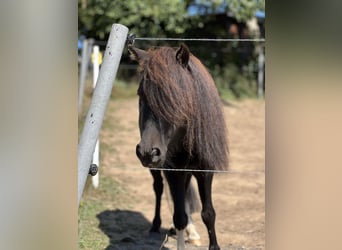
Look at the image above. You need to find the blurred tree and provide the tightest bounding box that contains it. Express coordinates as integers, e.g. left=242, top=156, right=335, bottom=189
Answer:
left=184, top=0, right=264, bottom=22
left=226, top=0, right=264, bottom=21
left=78, top=0, right=189, bottom=40
left=79, top=0, right=265, bottom=39
left=78, top=0, right=265, bottom=99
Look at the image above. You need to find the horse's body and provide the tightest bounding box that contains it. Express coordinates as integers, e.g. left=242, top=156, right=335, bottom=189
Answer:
left=129, top=44, right=229, bottom=250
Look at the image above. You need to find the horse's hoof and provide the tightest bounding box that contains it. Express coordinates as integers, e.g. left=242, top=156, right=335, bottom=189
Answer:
left=209, top=246, right=220, bottom=250
left=168, top=227, right=176, bottom=236
left=187, top=238, right=201, bottom=246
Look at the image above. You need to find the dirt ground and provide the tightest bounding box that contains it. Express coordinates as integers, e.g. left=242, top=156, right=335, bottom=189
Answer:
left=98, top=97, right=265, bottom=250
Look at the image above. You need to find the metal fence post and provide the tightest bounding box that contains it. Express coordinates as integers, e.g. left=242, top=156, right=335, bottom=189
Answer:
left=78, top=24, right=129, bottom=205
left=91, top=45, right=100, bottom=189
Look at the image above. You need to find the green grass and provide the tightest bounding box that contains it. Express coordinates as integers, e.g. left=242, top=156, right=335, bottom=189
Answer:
left=111, top=79, right=138, bottom=99
left=218, top=87, right=237, bottom=101
left=78, top=175, right=131, bottom=250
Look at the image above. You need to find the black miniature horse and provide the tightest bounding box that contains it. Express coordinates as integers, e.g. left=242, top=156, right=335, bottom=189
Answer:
left=129, top=43, right=229, bottom=250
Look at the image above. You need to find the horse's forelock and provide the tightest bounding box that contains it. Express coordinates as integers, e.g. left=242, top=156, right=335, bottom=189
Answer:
left=141, top=48, right=194, bottom=124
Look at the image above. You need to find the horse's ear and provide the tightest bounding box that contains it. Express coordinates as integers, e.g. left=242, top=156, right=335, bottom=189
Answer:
left=128, top=45, right=148, bottom=62
left=176, top=43, right=190, bottom=67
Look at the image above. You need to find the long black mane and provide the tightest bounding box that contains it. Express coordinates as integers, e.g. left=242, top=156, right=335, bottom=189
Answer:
left=137, top=46, right=229, bottom=170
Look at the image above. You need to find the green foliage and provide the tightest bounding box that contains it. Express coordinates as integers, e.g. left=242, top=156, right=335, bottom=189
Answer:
left=79, top=0, right=265, bottom=39
left=213, top=63, right=257, bottom=99
left=227, top=0, right=265, bottom=21
left=78, top=0, right=265, bottom=99
left=79, top=0, right=189, bottom=39
left=111, top=79, right=138, bottom=99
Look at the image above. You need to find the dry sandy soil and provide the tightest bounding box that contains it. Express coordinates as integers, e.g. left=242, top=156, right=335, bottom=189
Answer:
left=97, top=97, right=265, bottom=250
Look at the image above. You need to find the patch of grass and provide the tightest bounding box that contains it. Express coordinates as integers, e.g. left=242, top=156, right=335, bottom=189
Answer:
left=218, top=87, right=237, bottom=102
left=111, top=79, right=138, bottom=99
left=78, top=175, right=131, bottom=250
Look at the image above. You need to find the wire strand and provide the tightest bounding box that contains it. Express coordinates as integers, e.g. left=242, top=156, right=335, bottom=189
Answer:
left=147, top=167, right=264, bottom=175
left=135, top=37, right=265, bottom=42
left=93, top=37, right=265, bottom=46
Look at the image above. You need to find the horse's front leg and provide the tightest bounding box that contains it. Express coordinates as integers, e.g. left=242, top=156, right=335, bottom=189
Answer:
left=164, top=171, right=190, bottom=250
left=149, top=170, right=163, bottom=233
left=194, top=172, right=220, bottom=250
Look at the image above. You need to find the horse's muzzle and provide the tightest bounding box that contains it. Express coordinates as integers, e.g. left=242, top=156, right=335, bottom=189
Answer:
left=136, top=144, right=162, bottom=167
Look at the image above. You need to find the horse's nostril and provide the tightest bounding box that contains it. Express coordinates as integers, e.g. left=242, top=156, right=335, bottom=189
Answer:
left=151, top=147, right=161, bottom=157
left=136, top=144, right=142, bottom=158
left=137, top=145, right=161, bottom=166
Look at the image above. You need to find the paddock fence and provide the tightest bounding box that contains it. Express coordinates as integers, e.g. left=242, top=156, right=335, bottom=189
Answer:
left=78, top=24, right=265, bottom=204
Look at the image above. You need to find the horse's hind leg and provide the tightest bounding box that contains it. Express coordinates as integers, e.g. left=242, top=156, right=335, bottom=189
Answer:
left=194, top=172, right=220, bottom=250
left=149, top=170, right=163, bottom=233
left=185, top=216, right=201, bottom=246
left=185, top=181, right=201, bottom=245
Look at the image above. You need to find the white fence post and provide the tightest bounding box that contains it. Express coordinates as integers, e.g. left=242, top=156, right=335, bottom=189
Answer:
left=91, top=45, right=100, bottom=189
left=78, top=38, right=94, bottom=114
left=78, top=24, right=129, bottom=205
left=258, top=45, right=265, bottom=98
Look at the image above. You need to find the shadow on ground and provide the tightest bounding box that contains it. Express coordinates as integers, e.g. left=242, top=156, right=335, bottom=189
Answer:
left=97, top=209, right=171, bottom=250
